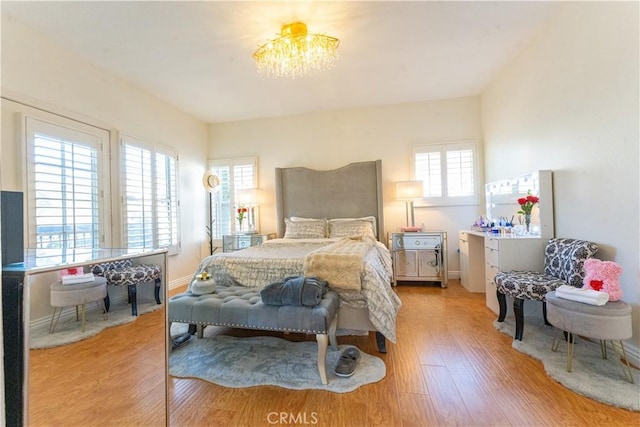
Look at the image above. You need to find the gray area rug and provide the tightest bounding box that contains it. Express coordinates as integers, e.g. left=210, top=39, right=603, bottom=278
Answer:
left=30, top=301, right=163, bottom=349
left=494, top=316, right=640, bottom=411
left=169, top=334, right=386, bottom=393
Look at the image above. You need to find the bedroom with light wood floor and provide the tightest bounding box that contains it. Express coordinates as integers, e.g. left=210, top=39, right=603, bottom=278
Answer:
left=28, top=279, right=638, bottom=427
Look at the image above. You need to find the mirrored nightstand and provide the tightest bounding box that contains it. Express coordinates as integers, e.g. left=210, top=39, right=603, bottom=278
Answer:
left=222, top=233, right=276, bottom=252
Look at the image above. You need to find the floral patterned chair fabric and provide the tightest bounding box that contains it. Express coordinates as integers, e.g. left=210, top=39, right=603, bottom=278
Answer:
left=90, top=259, right=162, bottom=316
left=494, top=238, right=599, bottom=340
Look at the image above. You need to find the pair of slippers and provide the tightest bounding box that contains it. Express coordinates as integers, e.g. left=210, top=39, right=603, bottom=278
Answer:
left=335, top=347, right=361, bottom=377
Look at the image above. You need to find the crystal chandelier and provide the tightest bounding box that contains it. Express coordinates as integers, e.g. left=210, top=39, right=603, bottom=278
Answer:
left=253, top=22, right=340, bottom=79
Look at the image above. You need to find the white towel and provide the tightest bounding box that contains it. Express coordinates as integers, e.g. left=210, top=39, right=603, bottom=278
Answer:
left=61, top=273, right=95, bottom=285
left=555, top=284, right=609, bottom=306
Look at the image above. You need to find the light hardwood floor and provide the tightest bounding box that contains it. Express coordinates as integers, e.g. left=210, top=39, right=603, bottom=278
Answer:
left=30, top=280, right=638, bottom=426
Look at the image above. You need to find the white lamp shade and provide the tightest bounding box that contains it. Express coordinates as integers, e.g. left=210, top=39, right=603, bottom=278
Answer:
left=236, top=188, right=261, bottom=205
left=396, top=181, right=423, bottom=200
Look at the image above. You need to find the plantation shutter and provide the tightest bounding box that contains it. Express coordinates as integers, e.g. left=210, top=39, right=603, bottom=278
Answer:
left=208, top=157, right=257, bottom=239
left=446, top=149, right=475, bottom=197
left=412, top=141, right=478, bottom=206
left=122, top=135, right=180, bottom=254
left=155, top=151, right=179, bottom=250
left=25, top=116, right=107, bottom=249
left=123, top=143, right=154, bottom=248
left=415, top=151, right=442, bottom=198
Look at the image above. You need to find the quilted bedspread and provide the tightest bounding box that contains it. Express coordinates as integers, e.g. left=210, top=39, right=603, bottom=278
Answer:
left=190, top=238, right=401, bottom=342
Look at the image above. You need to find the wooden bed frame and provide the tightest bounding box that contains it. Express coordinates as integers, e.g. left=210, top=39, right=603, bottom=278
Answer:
left=274, top=160, right=389, bottom=352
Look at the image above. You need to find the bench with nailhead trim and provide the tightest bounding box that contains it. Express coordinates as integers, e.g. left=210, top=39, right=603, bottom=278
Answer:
left=168, top=284, right=339, bottom=384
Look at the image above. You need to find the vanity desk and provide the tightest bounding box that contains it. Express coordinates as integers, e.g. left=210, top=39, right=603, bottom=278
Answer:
left=2, top=247, right=168, bottom=426
left=459, top=231, right=548, bottom=313
left=460, top=170, right=554, bottom=313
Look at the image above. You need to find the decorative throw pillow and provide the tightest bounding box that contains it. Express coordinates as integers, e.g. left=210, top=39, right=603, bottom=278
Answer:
left=329, top=216, right=377, bottom=236
left=328, top=220, right=376, bottom=238
left=284, top=218, right=327, bottom=239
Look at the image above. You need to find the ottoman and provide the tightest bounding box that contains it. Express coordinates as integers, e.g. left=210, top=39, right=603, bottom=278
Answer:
left=546, top=291, right=633, bottom=383
left=169, top=284, right=340, bottom=384
left=49, top=277, right=108, bottom=333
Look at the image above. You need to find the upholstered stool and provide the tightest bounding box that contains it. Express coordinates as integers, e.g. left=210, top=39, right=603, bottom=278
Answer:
left=49, top=277, right=108, bottom=333
left=91, top=260, right=162, bottom=316
left=546, top=291, right=634, bottom=383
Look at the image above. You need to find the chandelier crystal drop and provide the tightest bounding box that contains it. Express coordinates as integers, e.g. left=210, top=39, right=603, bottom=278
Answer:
left=253, top=22, right=340, bottom=79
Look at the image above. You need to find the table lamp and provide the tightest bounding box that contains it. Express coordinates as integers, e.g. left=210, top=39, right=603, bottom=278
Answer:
left=236, top=188, right=262, bottom=233
left=395, top=180, right=423, bottom=232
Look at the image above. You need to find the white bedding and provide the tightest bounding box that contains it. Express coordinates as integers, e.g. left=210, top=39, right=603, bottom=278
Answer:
left=191, top=238, right=401, bottom=342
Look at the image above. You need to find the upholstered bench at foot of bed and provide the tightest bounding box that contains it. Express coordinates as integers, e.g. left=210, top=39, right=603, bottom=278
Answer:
left=168, top=284, right=340, bottom=385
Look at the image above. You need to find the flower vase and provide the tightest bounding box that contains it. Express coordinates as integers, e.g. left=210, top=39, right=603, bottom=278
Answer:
left=238, top=219, right=244, bottom=233
left=524, top=214, right=531, bottom=233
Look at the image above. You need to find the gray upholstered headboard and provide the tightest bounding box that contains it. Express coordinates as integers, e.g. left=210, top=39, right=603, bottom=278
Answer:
left=275, top=160, right=384, bottom=240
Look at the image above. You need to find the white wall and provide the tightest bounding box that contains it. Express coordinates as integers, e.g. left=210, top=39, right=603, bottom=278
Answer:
left=209, top=96, right=484, bottom=274
left=1, top=17, right=210, bottom=285
left=482, top=2, right=639, bottom=353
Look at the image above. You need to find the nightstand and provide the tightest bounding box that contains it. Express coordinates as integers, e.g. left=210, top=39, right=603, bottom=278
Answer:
left=222, top=233, right=276, bottom=252
left=388, top=232, right=448, bottom=287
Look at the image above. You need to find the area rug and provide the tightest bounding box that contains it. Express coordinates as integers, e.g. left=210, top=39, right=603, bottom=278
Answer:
left=30, top=301, right=163, bottom=349
left=169, top=334, right=386, bottom=393
left=494, top=316, right=640, bottom=411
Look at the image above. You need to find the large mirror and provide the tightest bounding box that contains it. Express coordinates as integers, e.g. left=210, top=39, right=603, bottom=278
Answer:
left=2, top=248, right=168, bottom=426
left=485, top=170, right=554, bottom=238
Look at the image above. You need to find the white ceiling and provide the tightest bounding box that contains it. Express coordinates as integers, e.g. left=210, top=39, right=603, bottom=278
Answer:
left=2, top=1, right=558, bottom=124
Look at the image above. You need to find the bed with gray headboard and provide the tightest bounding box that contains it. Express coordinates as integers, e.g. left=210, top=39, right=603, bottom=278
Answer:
left=275, top=160, right=396, bottom=351
left=186, top=160, right=400, bottom=352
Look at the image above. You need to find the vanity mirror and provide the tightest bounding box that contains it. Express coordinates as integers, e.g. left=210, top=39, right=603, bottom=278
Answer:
left=2, top=248, right=168, bottom=426
left=485, top=170, right=554, bottom=238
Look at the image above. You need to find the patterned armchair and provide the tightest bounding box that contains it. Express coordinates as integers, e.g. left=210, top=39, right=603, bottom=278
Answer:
left=91, top=259, right=162, bottom=316
left=494, top=238, right=599, bottom=340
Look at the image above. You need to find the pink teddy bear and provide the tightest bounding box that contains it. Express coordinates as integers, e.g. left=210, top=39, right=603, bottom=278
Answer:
left=582, top=258, right=623, bottom=301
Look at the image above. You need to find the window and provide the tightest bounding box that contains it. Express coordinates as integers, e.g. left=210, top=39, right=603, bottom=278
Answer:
left=411, top=141, right=478, bottom=206
left=25, top=116, right=109, bottom=250
left=121, top=135, right=179, bottom=254
left=208, top=156, right=257, bottom=239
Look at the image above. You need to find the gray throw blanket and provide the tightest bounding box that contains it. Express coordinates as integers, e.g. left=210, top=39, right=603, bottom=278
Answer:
left=260, top=276, right=328, bottom=307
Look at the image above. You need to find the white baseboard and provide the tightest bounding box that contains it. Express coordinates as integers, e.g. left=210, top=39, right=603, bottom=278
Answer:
left=448, top=270, right=460, bottom=280
left=169, top=275, right=192, bottom=291
left=30, top=288, right=130, bottom=330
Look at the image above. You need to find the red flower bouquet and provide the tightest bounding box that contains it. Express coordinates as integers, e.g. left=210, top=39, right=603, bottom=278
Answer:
left=236, top=207, right=248, bottom=221
left=517, top=191, right=539, bottom=215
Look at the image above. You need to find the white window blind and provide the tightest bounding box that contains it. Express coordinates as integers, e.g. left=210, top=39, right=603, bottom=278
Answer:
left=155, top=152, right=179, bottom=248
left=412, top=141, right=478, bottom=206
left=25, top=116, right=107, bottom=249
left=122, top=135, right=179, bottom=254
left=208, top=157, right=257, bottom=239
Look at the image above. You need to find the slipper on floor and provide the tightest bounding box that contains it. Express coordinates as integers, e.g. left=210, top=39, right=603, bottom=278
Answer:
left=335, top=347, right=361, bottom=377
left=171, top=333, right=191, bottom=351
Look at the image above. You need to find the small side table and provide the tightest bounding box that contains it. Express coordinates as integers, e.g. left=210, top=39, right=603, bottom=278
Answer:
left=222, top=233, right=276, bottom=252
left=388, top=231, right=448, bottom=287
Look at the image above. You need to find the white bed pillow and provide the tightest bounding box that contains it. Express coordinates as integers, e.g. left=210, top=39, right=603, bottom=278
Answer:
left=328, top=216, right=377, bottom=237
left=284, top=218, right=327, bottom=239
left=289, top=216, right=324, bottom=222
left=328, top=219, right=376, bottom=239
